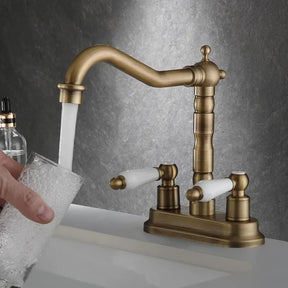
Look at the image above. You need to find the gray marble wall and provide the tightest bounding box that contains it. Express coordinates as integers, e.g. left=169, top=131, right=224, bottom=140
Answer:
left=0, top=0, right=287, bottom=241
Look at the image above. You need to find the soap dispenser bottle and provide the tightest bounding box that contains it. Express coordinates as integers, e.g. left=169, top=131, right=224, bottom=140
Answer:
left=0, top=97, right=27, bottom=164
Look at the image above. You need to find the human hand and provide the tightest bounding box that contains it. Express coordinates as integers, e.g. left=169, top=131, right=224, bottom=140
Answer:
left=0, top=150, right=54, bottom=224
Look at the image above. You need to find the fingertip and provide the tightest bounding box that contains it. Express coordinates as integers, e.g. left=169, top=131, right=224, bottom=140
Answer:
left=37, top=205, right=55, bottom=224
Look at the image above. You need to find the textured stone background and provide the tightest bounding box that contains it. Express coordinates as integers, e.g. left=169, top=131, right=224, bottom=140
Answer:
left=0, top=0, right=287, bottom=241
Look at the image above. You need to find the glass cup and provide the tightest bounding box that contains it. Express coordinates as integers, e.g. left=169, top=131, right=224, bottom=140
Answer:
left=0, top=152, right=83, bottom=288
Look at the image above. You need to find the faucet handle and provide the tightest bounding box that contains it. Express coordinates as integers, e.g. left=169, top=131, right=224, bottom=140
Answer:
left=186, top=178, right=234, bottom=202
left=109, top=164, right=178, bottom=190
left=110, top=167, right=161, bottom=190
left=110, top=164, right=180, bottom=210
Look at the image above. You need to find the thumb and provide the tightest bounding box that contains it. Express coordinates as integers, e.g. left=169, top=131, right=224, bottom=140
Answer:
left=0, top=166, right=54, bottom=224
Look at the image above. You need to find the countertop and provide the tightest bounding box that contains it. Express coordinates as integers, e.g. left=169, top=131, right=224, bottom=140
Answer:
left=57, top=204, right=288, bottom=288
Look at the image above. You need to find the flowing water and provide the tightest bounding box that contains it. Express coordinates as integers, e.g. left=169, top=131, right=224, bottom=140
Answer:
left=58, top=103, right=79, bottom=170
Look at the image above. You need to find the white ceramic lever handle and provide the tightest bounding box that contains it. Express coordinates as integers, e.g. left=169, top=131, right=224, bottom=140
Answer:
left=110, top=168, right=160, bottom=190
left=194, top=178, right=233, bottom=202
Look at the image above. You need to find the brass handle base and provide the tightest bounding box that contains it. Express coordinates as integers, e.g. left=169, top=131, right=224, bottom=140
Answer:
left=144, top=207, right=265, bottom=248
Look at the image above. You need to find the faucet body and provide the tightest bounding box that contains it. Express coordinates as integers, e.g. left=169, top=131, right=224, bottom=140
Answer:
left=59, top=45, right=264, bottom=247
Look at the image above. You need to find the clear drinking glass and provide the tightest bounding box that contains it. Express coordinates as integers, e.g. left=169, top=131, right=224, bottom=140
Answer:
left=0, top=152, right=83, bottom=288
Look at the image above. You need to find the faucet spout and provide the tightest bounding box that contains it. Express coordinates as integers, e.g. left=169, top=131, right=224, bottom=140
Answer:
left=58, top=45, right=206, bottom=104
left=58, top=45, right=226, bottom=104
left=64, top=45, right=196, bottom=86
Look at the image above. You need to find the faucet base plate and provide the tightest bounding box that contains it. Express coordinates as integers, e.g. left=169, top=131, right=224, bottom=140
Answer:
left=144, top=207, right=265, bottom=248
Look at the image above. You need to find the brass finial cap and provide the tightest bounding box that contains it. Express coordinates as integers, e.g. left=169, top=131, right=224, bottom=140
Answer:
left=201, top=45, right=211, bottom=61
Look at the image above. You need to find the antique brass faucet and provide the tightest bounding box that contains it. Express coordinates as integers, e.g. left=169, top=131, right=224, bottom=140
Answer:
left=58, top=45, right=264, bottom=247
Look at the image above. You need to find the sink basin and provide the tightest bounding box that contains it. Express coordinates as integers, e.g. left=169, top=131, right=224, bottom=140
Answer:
left=25, top=235, right=228, bottom=288
left=23, top=205, right=288, bottom=288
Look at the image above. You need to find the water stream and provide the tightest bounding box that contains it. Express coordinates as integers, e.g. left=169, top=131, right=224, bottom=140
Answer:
left=58, top=103, right=79, bottom=170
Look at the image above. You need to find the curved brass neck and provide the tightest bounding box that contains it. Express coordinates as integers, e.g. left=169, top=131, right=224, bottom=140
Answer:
left=58, top=45, right=225, bottom=104
left=65, top=45, right=197, bottom=86
left=58, top=45, right=213, bottom=104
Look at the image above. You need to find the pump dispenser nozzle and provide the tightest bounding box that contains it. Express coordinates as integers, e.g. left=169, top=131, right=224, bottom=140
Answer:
left=1, top=97, right=12, bottom=113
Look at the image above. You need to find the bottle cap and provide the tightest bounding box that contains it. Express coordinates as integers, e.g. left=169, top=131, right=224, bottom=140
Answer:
left=0, top=97, right=16, bottom=128
left=1, top=97, right=12, bottom=113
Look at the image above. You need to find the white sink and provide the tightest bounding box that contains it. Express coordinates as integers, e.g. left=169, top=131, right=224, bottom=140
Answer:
left=24, top=205, right=288, bottom=288
left=25, top=235, right=228, bottom=288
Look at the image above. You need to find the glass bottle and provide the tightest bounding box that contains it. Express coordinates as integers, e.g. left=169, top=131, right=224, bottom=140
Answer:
left=0, top=97, right=27, bottom=165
